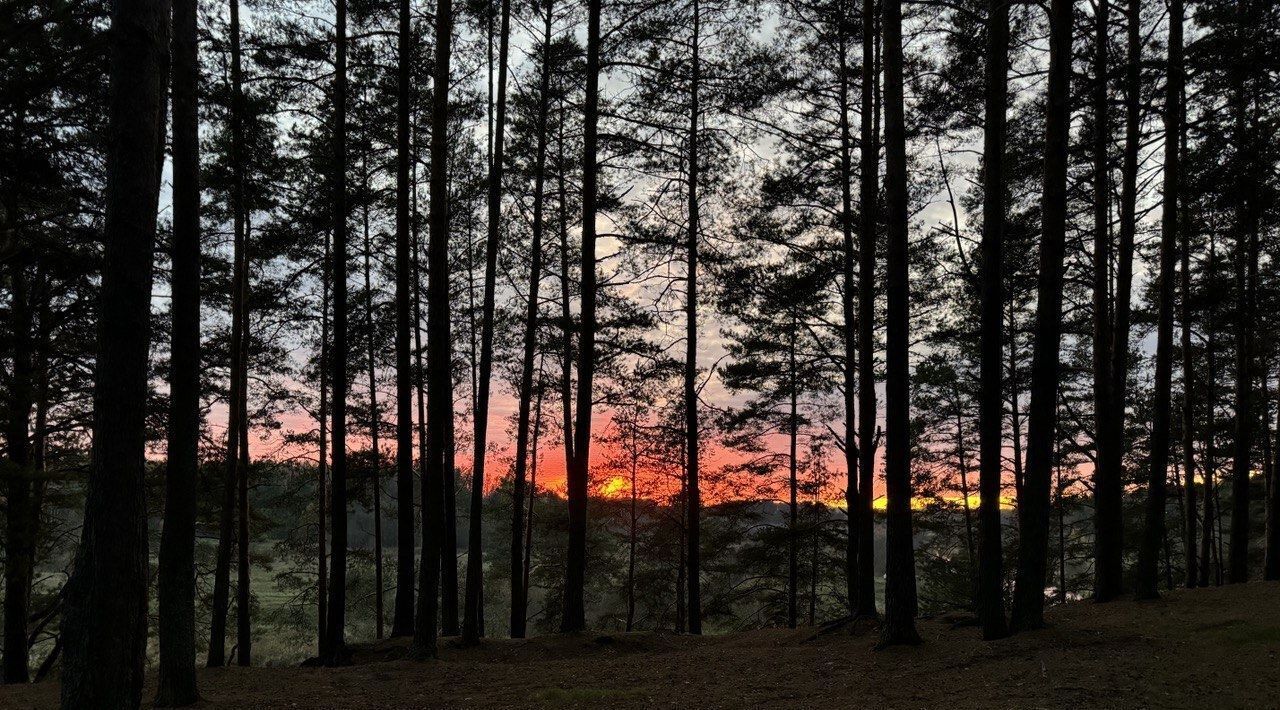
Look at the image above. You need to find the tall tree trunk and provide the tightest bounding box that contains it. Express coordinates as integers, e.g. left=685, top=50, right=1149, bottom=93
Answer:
left=1177, top=96, right=1196, bottom=589
left=562, top=0, right=601, bottom=634
left=362, top=182, right=384, bottom=640
left=522, top=366, right=545, bottom=619
left=558, top=116, right=575, bottom=480
left=1135, top=0, right=1180, bottom=600
left=317, top=231, right=330, bottom=645
left=510, top=0, right=553, bottom=640
left=324, top=0, right=350, bottom=662
left=1009, top=0, right=1072, bottom=633
left=391, top=0, right=416, bottom=636
left=1200, top=237, right=1219, bottom=587
left=464, top=0, right=513, bottom=644
left=4, top=263, right=35, bottom=685
left=684, top=0, right=703, bottom=636
left=878, top=0, right=918, bottom=647
left=976, top=0, right=1010, bottom=641
left=209, top=0, right=249, bottom=666
left=1089, top=0, right=1124, bottom=603
left=1227, top=0, right=1257, bottom=586
left=1266, top=376, right=1280, bottom=579
left=836, top=0, right=859, bottom=619
left=59, top=0, right=169, bottom=699
left=853, top=0, right=879, bottom=621
left=155, top=0, right=201, bottom=693
left=413, top=0, right=452, bottom=656
left=626, top=420, right=638, bottom=632
left=788, top=318, right=799, bottom=630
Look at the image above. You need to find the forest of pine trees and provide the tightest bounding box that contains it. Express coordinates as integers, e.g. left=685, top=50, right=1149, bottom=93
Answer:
left=1, top=0, right=1280, bottom=704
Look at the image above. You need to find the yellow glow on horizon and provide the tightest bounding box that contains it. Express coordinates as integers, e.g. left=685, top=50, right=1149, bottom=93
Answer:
left=599, top=476, right=630, bottom=498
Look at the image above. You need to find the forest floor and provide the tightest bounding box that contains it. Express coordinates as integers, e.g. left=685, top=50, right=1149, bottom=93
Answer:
left=5, top=581, right=1280, bottom=709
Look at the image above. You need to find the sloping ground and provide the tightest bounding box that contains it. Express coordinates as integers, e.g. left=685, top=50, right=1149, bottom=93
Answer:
left=5, top=582, right=1279, bottom=709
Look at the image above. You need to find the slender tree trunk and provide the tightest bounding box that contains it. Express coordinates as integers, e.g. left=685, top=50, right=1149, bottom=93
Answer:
left=1089, top=0, right=1125, bottom=603
left=522, top=367, right=544, bottom=619
left=59, top=0, right=169, bottom=699
left=510, top=0, right=553, bottom=639
left=684, top=0, right=703, bottom=636
left=3, top=261, right=35, bottom=686
left=1227, top=0, right=1257, bottom=585
left=1135, top=0, right=1180, bottom=600
left=854, top=0, right=879, bottom=620
left=878, top=0, right=918, bottom=647
left=362, top=182, right=385, bottom=640
left=413, top=0, right=452, bottom=655
left=391, top=0, right=416, bottom=636
left=317, top=231, right=331, bottom=645
left=235, top=216, right=251, bottom=667
left=155, top=0, right=201, bottom=694
left=562, top=0, right=601, bottom=633
left=976, top=0, right=1010, bottom=641
left=1009, top=0, right=1072, bottom=633
left=835, top=0, right=860, bottom=619
left=558, top=118, right=575, bottom=479
left=1266, top=372, right=1280, bottom=579
left=464, top=0, right=513, bottom=644
left=1200, top=240, right=1219, bottom=587
left=324, top=0, right=350, bottom=662
left=1177, top=87, right=1196, bottom=589
left=788, top=318, right=799, bottom=630
left=626, top=420, right=638, bottom=633
left=210, top=0, right=249, bottom=666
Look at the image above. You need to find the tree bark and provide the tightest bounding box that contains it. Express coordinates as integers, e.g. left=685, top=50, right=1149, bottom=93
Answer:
left=155, top=0, right=201, bottom=693
left=324, top=0, right=350, bottom=662
left=510, top=0, right=553, bottom=640
left=836, top=0, right=860, bottom=619
left=684, top=0, right=703, bottom=636
left=1089, top=0, right=1124, bottom=603
left=1135, top=0, right=1180, bottom=600
left=976, top=0, right=1010, bottom=641
left=413, top=0, right=452, bottom=655
left=562, top=0, right=601, bottom=634
left=1227, top=0, right=1256, bottom=585
left=853, top=0, right=879, bottom=621
left=4, top=262, right=35, bottom=685
left=878, top=0, right=919, bottom=647
left=464, top=0, right=513, bottom=644
left=391, top=0, right=416, bottom=636
left=59, top=0, right=169, bottom=699
left=1009, top=0, right=1072, bottom=633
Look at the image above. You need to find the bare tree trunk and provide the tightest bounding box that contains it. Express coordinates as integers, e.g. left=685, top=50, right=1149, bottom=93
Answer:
left=1135, top=0, right=1180, bottom=600
left=413, top=0, right=452, bottom=656
left=788, top=318, right=799, bottom=630
left=1089, top=0, right=1124, bottom=603
left=464, top=0, right=513, bottom=644
left=4, top=264, right=35, bottom=686
left=836, top=0, right=860, bottom=619
left=324, top=0, right=350, bottom=662
left=853, top=0, right=879, bottom=621
left=976, top=0, right=1010, bottom=641
left=59, top=0, right=169, bottom=698
left=1178, top=74, right=1196, bottom=589
left=362, top=181, right=384, bottom=640
left=562, top=0, right=601, bottom=633
left=510, top=0, right=553, bottom=639
left=1227, top=0, right=1257, bottom=586
left=878, top=0, right=919, bottom=647
left=391, top=0, right=416, bottom=636
left=155, top=0, right=201, bottom=693
left=210, top=0, right=248, bottom=666
left=317, top=231, right=330, bottom=645
left=684, top=0, right=703, bottom=636
left=1009, top=0, right=1072, bottom=633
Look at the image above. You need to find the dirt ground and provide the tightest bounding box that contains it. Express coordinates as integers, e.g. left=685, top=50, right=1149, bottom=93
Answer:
left=5, top=582, right=1279, bottom=709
